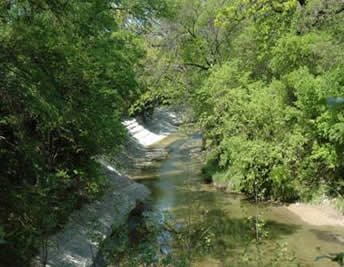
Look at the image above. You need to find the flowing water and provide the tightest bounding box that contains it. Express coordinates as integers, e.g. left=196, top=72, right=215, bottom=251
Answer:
left=130, top=133, right=344, bottom=267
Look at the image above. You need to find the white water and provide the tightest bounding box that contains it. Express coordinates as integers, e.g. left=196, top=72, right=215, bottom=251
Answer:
left=33, top=108, right=182, bottom=267
left=123, top=119, right=168, bottom=147
left=122, top=107, right=180, bottom=147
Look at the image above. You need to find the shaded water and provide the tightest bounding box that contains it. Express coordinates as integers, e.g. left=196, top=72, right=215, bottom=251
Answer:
left=133, top=133, right=344, bottom=266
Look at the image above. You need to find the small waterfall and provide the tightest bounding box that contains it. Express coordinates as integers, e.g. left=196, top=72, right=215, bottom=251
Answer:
left=123, top=107, right=180, bottom=147
left=123, top=119, right=169, bottom=147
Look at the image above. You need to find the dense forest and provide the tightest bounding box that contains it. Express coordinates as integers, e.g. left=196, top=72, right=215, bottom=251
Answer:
left=136, top=0, right=344, bottom=202
left=1, top=0, right=343, bottom=265
left=0, top=0, right=170, bottom=264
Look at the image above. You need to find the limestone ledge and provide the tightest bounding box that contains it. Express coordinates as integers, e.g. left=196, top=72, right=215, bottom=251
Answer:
left=31, top=169, right=149, bottom=267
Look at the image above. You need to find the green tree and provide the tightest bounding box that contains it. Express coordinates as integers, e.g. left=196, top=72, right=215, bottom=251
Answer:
left=0, top=0, right=169, bottom=265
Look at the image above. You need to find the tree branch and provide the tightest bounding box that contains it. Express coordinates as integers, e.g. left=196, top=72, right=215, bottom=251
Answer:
left=183, top=63, right=210, bottom=71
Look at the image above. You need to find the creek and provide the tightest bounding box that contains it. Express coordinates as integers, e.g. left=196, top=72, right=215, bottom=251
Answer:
left=113, top=132, right=344, bottom=266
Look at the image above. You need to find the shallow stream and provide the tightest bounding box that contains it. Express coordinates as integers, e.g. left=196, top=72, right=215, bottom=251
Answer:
left=128, top=133, right=344, bottom=266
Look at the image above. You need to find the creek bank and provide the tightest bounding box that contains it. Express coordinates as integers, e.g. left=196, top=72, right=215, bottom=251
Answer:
left=211, top=180, right=344, bottom=228
left=91, top=200, right=172, bottom=267
left=133, top=132, right=344, bottom=266
left=32, top=169, right=149, bottom=267
left=32, top=107, right=180, bottom=267
left=97, top=130, right=344, bottom=266
left=286, top=202, right=344, bottom=227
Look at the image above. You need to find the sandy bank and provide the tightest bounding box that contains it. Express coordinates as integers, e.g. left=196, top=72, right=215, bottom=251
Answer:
left=287, top=202, right=344, bottom=227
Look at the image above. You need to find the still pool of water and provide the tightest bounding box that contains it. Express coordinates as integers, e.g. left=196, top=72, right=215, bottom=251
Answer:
left=134, top=133, right=344, bottom=267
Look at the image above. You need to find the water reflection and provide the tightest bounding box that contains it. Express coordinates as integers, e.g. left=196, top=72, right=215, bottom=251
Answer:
left=136, top=134, right=344, bottom=266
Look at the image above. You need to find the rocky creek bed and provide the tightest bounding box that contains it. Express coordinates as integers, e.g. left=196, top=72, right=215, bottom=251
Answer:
left=32, top=107, right=181, bottom=267
left=32, top=169, right=150, bottom=267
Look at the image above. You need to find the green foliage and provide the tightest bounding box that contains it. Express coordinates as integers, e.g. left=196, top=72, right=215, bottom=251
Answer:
left=2, top=0, right=344, bottom=264
left=100, top=210, right=170, bottom=266
left=142, top=0, right=344, bottom=203
left=196, top=0, right=344, bottom=202
left=0, top=0, right=170, bottom=265
left=316, top=252, right=344, bottom=267
left=130, top=0, right=237, bottom=115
